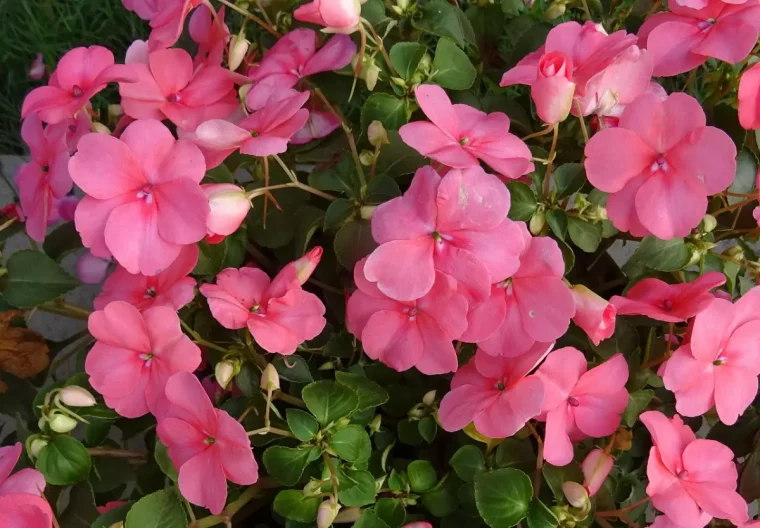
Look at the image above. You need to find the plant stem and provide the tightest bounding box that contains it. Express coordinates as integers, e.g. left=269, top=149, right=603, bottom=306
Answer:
left=215, top=0, right=280, bottom=37
left=87, top=448, right=148, bottom=460
left=526, top=422, right=544, bottom=498
left=362, top=19, right=398, bottom=77
left=543, top=124, right=560, bottom=197
left=37, top=300, right=92, bottom=321
left=595, top=496, right=650, bottom=518
left=275, top=391, right=307, bottom=408
left=521, top=125, right=555, bottom=141
left=575, top=101, right=589, bottom=144
left=192, top=480, right=274, bottom=528
left=270, top=155, right=338, bottom=201
left=323, top=452, right=340, bottom=499
left=247, top=426, right=294, bottom=437
left=0, top=216, right=17, bottom=233
left=580, top=0, right=592, bottom=19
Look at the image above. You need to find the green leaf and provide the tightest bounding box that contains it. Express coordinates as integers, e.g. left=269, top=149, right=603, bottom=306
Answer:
left=728, top=150, right=757, bottom=204
left=194, top=238, right=228, bottom=275
left=361, top=94, right=408, bottom=132
left=273, top=490, right=321, bottom=523
left=475, top=469, right=532, bottom=527
left=324, top=332, right=355, bottom=357
left=58, top=482, right=99, bottom=528
left=623, top=237, right=691, bottom=277
left=203, top=164, right=235, bottom=184
left=501, top=0, right=524, bottom=15
left=324, top=198, right=355, bottom=230
left=708, top=408, right=760, bottom=457
left=622, top=389, right=654, bottom=428
left=3, top=250, right=80, bottom=308
left=567, top=217, right=602, bottom=253
left=339, top=469, right=378, bottom=506
left=398, top=419, right=424, bottom=446
left=36, top=435, right=91, bottom=485
left=546, top=210, right=568, bottom=239
left=235, top=363, right=261, bottom=398
left=92, top=502, right=132, bottom=528
left=388, top=469, right=407, bottom=492
left=354, top=510, right=391, bottom=528
left=287, top=408, right=320, bottom=441
left=418, top=415, right=437, bottom=444
left=294, top=206, right=325, bottom=255
left=432, top=38, right=477, bottom=90
left=390, top=42, right=427, bottom=80
left=43, top=222, right=82, bottom=261
left=552, top=164, right=586, bottom=199
left=374, top=131, right=427, bottom=177
left=302, top=380, right=359, bottom=425
left=273, top=354, right=314, bottom=383
left=408, top=460, right=438, bottom=493
left=741, top=448, right=760, bottom=502
left=125, top=489, right=187, bottom=528
left=422, top=474, right=460, bottom=517
left=374, top=498, right=406, bottom=528
left=329, top=424, right=372, bottom=462
left=364, top=175, right=402, bottom=204
left=154, top=440, right=178, bottom=482
left=542, top=463, right=583, bottom=500
left=335, top=371, right=389, bottom=411
left=507, top=181, right=538, bottom=221
left=412, top=0, right=476, bottom=48
left=308, top=157, right=359, bottom=197
left=526, top=499, right=559, bottom=528
left=263, top=446, right=319, bottom=485
left=450, top=445, right=486, bottom=482
left=334, top=220, right=378, bottom=270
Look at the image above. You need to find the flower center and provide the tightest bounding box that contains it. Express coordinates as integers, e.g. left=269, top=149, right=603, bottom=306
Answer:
left=661, top=298, right=673, bottom=311
left=140, top=353, right=154, bottom=367
left=250, top=304, right=264, bottom=316
left=495, top=381, right=505, bottom=391
left=650, top=156, right=669, bottom=173
left=136, top=186, right=154, bottom=205
left=73, top=85, right=83, bottom=98
left=677, top=470, right=689, bottom=480
left=41, top=164, right=49, bottom=173
left=697, top=19, right=714, bottom=31
left=567, top=396, right=580, bottom=407
left=403, top=306, right=419, bottom=321
left=459, top=137, right=469, bottom=146
left=250, top=131, right=259, bottom=137
left=204, top=437, right=216, bottom=445
left=713, top=358, right=726, bottom=366
left=145, top=287, right=157, bottom=299
left=167, top=93, right=181, bottom=103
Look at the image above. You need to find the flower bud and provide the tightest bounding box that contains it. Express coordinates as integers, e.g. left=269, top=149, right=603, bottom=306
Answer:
left=76, top=252, right=111, bottom=284
left=395, top=0, right=410, bottom=10
left=29, top=53, right=45, bottom=80
left=369, top=414, right=382, bottom=433
left=91, top=122, right=111, bottom=135
left=229, top=34, right=251, bottom=71
left=684, top=247, right=702, bottom=268
left=390, top=76, right=407, bottom=88
left=532, top=52, right=576, bottom=124
left=418, top=54, right=432, bottom=75
left=529, top=211, right=546, bottom=235
left=368, top=121, right=389, bottom=148
left=360, top=205, right=376, bottom=220
left=108, top=523, right=124, bottom=528
left=360, top=150, right=375, bottom=166
left=581, top=449, right=613, bottom=497
left=353, top=55, right=381, bottom=91
left=317, top=500, right=341, bottom=528
left=291, top=247, right=323, bottom=285
left=108, top=104, right=123, bottom=119
left=56, top=196, right=79, bottom=222
left=215, top=361, right=236, bottom=390
left=203, top=184, right=251, bottom=240
left=48, top=412, right=78, bottom=433
left=59, top=386, right=97, bottom=407
left=562, top=481, right=589, bottom=509
left=261, top=363, right=281, bottom=391
left=29, top=438, right=48, bottom=458
left=318, top=360, right=335, bottom=370
left=701, top=214, right=717, bottom=233
left=723, top=245, right=745, bottom=262
left=544, top=0, right=566, bottom=18
left=570, top=285, right=616, bottom=346
left=422, top=390, right=436, bottom=407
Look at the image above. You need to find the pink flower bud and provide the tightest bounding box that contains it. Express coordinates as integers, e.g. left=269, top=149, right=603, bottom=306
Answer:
left=203, top=184, right=251, bottom=239
left=562, top=481, right=589, bottom=509
left=292, top=246, right=323, bottom=285
left=368, top=120, right=389, bottom=147
left=581, top=448, right=614, bottom=496
left=29, top=53, right=45, bottom=80
left=229, top=34, right=250, bottom=72
left=76, top=251, right=111, bottom=284
left=294, top=0, right=364, bottom=34
left=570, top=284, right=616, bottom=346
left=532, top=52, right=576, bottom=124
left=402, top=523, right=434, bottom=528
left=317, top=500, right=341, bottom=528
left=59, top=386, right=97, bottom=407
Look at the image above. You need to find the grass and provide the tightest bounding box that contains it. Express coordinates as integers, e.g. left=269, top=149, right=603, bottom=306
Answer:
left=0, top=0, right=149, bottom=154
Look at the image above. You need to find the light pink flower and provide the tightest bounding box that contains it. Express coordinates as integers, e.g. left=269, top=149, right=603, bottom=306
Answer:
left=76, top=251, right=111, bottom=284
left=94, top=244, right=198, bottom=311
left=0, top=443, right=46, bottom=498
left=69, top=119, right=209, bottom=276
left=0, top=495, right=53, bottom=528
left=662, top=291, right=760, bottom=425
left=399, top=85, right=533, bottom=180
left=570, top=285, right=616, bottom=346
left=584, top=92, right=736, bottom=239
left=641, top=411, right=748, bottom=526
left=189, top=5, right=230, bottom=67
left=148, top=0, right=203, bottom=50
left=203, top=183, right=250, bottom=241
left=581, top=449, right=614, bottom=496
left=291, top=106, right=341, bottom=144
left=29, top=53, right=45, bottom=80
left=16, top=115, right=72, bottom=242
left=123, top=0, right=159, bottom=20
left=535, top=349, right=628, bottom=466
left=157, top=372, right=259, bottom=514
left=21, top=46, right=137, bottom=124
left=294, top=0, right=364, bottom=34
left=364, top=165, right=524, bottom=303
left=501, top=21, right=652, bottom=118
left=438, top=343, right=553, bottom=438
left=611, top=272, right=726, bottom=322
left=246, top=29, right=356, bottom=110
left=638, top=0, right=760, bottom=77
left=739, top=62, right=760, bottom=130
left=463, top=223, right=575, bottom=357
left=86, top=301, right=202, bottom=418
left=347, top=259, right=468, bottom=375
left=649, top=513, right=711, bottom=528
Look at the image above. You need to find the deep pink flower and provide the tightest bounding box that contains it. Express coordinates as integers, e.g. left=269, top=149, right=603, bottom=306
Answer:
left=157, top=372, right=259, bottom=514
left=584, top=92, right=736, bottom=239
left=69, top=119, right=209, bottom=276
left=86, top=301, right=202, bottom=418
left=438, top=343, right=553, bottom=438
left=294, top=0, right=364, bottom=34
left=582, top=449, right=614, bottom=496
left=399, top=85, right=533, bottom=180
left=535, top=348, right=628, bottom=466
left=29, top=53, right=45, bottom=80
left=189, top=5, right=229, bottom=67
left=21, top=46, right=137, bottom=124
left=0, top=443, right=46, bottom=498
left=203, top=184, right=250, bottom=241
left=76, top=251, right=111, bottom=284
left=347, top=259, right=468, bottom=375
left=463, top=223, right=575, bottom=357
left=291, top=106, right=341, bottom=144
left=120, top=44, right=238, bottom=132
left=96, top=501, right=127, bottom=515
left=739, top=62, right=760, bottom=130
left=16, top=115, right=72, bottom=242
left=641, top=411, right=748, bottom=526
left=94, top=244, right=198, bottom=311
left=638, top=0, right=760, bottom=77
left=611, top=271, right=726, bottom=322
left=570, top=285, right=616, bottom=346
left=501, top=21, right=652, bottom=118
left=246, top=29, right=356, bottom=110
left=365, top=165, right=524, bottom=303
left=662, top=291, right=760, bottom=425
left=148, top=0, right=203, bottom=50
left=123, top=0, right=159, bottom=20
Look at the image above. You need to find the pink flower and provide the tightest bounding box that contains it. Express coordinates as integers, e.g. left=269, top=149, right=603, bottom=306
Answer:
left=148, top=0, right=203, bottom=50
left=347, top=259, right=468, bottom=374
left=501, top=21, right=652, bottom=118
left=21, top=46, right=137, bottom=124
left=662, top=291, right=760, bottom=425
left=157, top=372, right=259, bottom=514
left=203, top=184, right=250, bottom=241
left=120, top=44, right=238, bottom=132
left=570, top=285, right=616, bottom=346
left=0, top=443, right=46, bottom=498
left=638, top=0, right=760, bottom=77
left=535, top=349, right=628, bottom=466
left=46, top=112, right=91, bottom=154
left=581, top=449, right=614, bottom=496
left=294, top=0, right=364, bottom=34
left=96, top=501, right=127, bottom=515
left=200, top=259, right=327, bottom=355
left=399, top=85, right=533, bottom=180
left=0, top=495, right=53, bottom=528
left=76, top=251, right=111, bottom=284
left=640, top=411, right=748, bottom=526
left=463, top=223, right=575, bottom=357
left=402, top=524, right=433, bottom=528
left=584, top=92, right=736, bottom=239
left=364, top=165, right=524, bottom=303
left=438, top=343, right=553, bottom=438
left=86, top=301, right=202, bottom=418
left=246, top=29, right=356, bottom=110
left=16, top=115, right=72, bottom=242
left=649, top=513, right=711, bottom=528
left=611, top=272, right=726, bottom=322
left=123, top=0, right=159, bottom=20
left=29, top=53, right=45, bottom=80
left=94, top=244, right=198, bottom=311
left=189, top=6, right=229, bottom=67
left=739, top=62, right=760, bottom=130
left=291, top=106, right=341, bottom=144
left=69, top=119, right=209, bottom=276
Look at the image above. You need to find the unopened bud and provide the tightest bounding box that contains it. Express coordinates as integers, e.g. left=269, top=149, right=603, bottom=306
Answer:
left=303, top=479, right=323, bottom=496
left=203, top=183, right=250, bottom=239
left=684, top=248, right=702, bottom=268
left=562, top=481, right=589, bottom=509
left=723, top=245, right=745, bottom=262
left=353, top=56, right=381, bottom=91
left=422, top=390, right=436, bottom=407
left=368, top=121, right=389, bottom=147
left=317, top=500, right=341, bottom=528
left=359, top=150, right=375, bottom=166
left=29, top=438, right=48, bottom=458
left=396, top=0, right=410, bottom=10
left=369, top=414, right=382, bottom=433
left=702, top=214, right=717, bottom=233
left=260, top=363, right=280, bottom=391
left=239, top=84, right=252, bottom=101
left=418, top=54, right=432, bottom=74
left=529, top=211, right=546, bottom=235
left=360, top=206, right=376, bottom=220
left=91, top=122, right=111, bottom=135
left=108, top=104, right=123, bottom=119
left=336, top=417, right=351, bottom=428
left=49, top=412, right=78, bottom=433
left=292, top=247, right=323, bottom=284
left=581, top=449, right=613, bottom=497
left=59, top=386, right=97, bottom=407
left=318, top=360, right=335, bottom=370
left=545, top=0, right=566, bottom=18
left=229, top=34, right=250, bottom=71
left=215, top=361, right=236, bottom=390
left=390, top=76, right=407, bottom=88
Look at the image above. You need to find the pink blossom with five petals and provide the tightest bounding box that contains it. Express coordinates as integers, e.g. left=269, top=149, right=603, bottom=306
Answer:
left=189, top=5, right=230, bottom=67
left=0, top=443, right=46, bottom=498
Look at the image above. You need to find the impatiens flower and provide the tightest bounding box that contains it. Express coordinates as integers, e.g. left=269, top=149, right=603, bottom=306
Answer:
left=535, top=349, right=628, bottom=466
left=96, top=501, right=127, bottom=515
left=294, top=0, right=365, bottom=34
left=46, top=111, right=91, bottom=154
left=584, top=92, right=736, bottom=239
left=611, top=271, right=726, bottom=322
left=21, top=46, right=136, bottom=124
left=739, top=62, right=760, bottom=130
left=500, top=21, right=652, bottom=118
left=662, top=291, right=760, bottom=425
left=123, top=0, right=159, bottom=20
left=649, top=513, right=711, bottom=528
left=364, top=165, right=524, bottom=303
left=0, top=443, right=46, bottom=498
left=189, top=5, right=229, bottom=67
left=347, top=259, right=468, bottom=374
left=200, top=258, right=327, bottom=355
left=69, top=119, right=209, bottom=275
left=246, top=29, right=356, bottom=110
left=157, top=372, right=259, bottom=514
left=0, top=495, right=52, bottom=528
left=638, top=0, right=760, bottom=77
left=463, top=223, right=574, bottom=357
left=120, top=44, right=238, bottom=131
left=438, top=343, right=553, bottom=438
left=16, top=115, right=72, bottom=242
left=291, top=106, right=341, bottom=144
left=399, top=85, right=533, bottom=180
left=582, top=449, right=614, bottom=496
left=76, top=251, right=111, bottom=284
left=94, top=244, right=198, bottom=311
left=29, top=53, right=45, bottom=80
left=203, top=183, right=251, bottom=243
left=86, top=301, right=202, bottom=418
left=149, top=0, right=203, bottom=50
left=640, top=411, right=749, bottom=526
left=570, top=284, right=616, bottom=346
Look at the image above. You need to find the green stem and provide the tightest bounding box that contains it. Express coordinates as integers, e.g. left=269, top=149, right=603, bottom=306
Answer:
left=214, top=0, right=280, bottom=37
left=270, top=155, right=337, bottom=201
left=37, top=300, right=92, bottom=321
left=275, top=391, right=307, bottom=408
left=87, top=447, right=148, bottom=460
left=192, top=480, right=275, bottom=528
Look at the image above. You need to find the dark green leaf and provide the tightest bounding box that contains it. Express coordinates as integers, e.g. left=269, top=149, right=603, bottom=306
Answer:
left=287, top=408, right=320, bottom=441
left=203, top=164, right=235, bottom=184
left=408, top=460, right=438, bottom=493
left=375, top=131, right=427, bottom=177
left=324, top=198, right=355, bottom=230
left=728, top=150, right=757, bottom=204
left=398, top=419, right=424, bottom=446
left=354, top=510, right=391, bottom=528
left=412, top=0, right=476, bottom=48
left=475, top=469, right=532, bottom=527
left=334, top=220, right=377, bottom=270
left=741, top=449, right=760, bottom=502
left=302, top=380, right=359, bottom=425
left=273, top=491, right=320, bottom=522
left=335, top=371, right=389, bottom=411
left=235, top=363, right=261, bottom=398
left=526, top=499, right=559, bottom=528
left=194, top=238, right=228, bottom=275
left=501, top=0, right=524, bottom=15
left=374, top=498, right=406, bottom=528
left=339, top=469, right=377, bottom=506
left=546, top=210, right=568, bottom=239
left=361, top=94, right=408, bottom=132
left=432, top=38, right=477, bottom=90
left=3, top=250, right=80, bottom=308
left=542, top=463, right=583, bottom=500
left=324, top=332, right=355, bottom=357
left=36, top=435, right=91, bottom=485
left=507, top=181, right=538, bottom=221
left=364, top=175, right=402, bottom=204
left=622, top=390, right=654, bottom=428
left=567, top=217, right=602, bottom=253
left=422, top=474, right=460, bottom=517
left=552, top=164, right=586, bottom=199
left=294, top=206, right=325, bottom=255
left=308, top=157, right=359, bottom=197
left=58, top=482, right=99, bottom=528
left=154, top=440, right=178, bottom=481
left=450, top=445, right=486, bottom=482
left=92, top=502, right=132, bottom=528
left=263, top=446, right=318, bottom=485
left=623, top=237, right=691, bottom=277
left=273, top=354, right=314, bottom=383
left=43, top=223, right=82, bottom=262
left=418, top=415, right=437, bottom=444
left=330, top=424, right=372, bottom=462
left=125, top=489, right=187, bottom=528
left=390, top=42, right=427, bottom=80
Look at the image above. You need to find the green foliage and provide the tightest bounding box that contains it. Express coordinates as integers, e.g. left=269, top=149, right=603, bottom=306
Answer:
left=36, top=436, right=91, bottom=486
